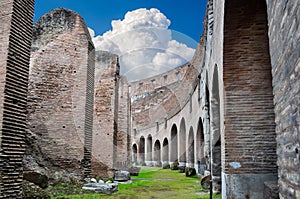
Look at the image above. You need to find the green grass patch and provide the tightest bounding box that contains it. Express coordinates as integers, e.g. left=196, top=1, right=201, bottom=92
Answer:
left=51, top=167, right=221, bottom=199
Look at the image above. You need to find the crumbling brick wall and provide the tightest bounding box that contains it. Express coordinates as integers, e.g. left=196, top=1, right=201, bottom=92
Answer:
left=92, top=51, right=119, bottom=176
left=0, top=0, right=34, bottom=197
left=116, top=76, right=131, bottom=170
left=27, top=8, right=94, bottom=180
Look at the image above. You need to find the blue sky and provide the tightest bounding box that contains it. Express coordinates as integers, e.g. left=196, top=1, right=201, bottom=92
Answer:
left=34, top=0, right=207, bottom=81
left=34, top=0, right=206, bottom=42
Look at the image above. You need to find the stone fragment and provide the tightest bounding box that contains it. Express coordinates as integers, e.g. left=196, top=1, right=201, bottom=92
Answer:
left=162, top=163, right=170, bottom=169
left=170, top=162, right=179, bottom=170
left=185, top=167, right=196, bottom=177
left=129, top=166, right=141, bottom=176
left=82, top=182, right=118, bottom=194
left=114, top=171, right=131, bottom=182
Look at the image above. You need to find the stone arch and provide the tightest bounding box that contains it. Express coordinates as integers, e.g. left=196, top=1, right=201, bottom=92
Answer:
left=170, top=124, right=178, bottom=163
left=154, top=140, right=161, bottom=167
left=196, top=118, right=205, bottom=174
left=146, top=134, right=153, bottom=164
left=139, top=136, right=145, bottom=164
left=187, top=127, right=195, bottom=167
left=222, top=0, right=277, bottom=197
left=132, top=144, right=138, bottom=165
left=179, top=118, right=187, bottom=171
left=162, top=138, right=169, bottom=164
left=210, top=64, right=221, bottom=192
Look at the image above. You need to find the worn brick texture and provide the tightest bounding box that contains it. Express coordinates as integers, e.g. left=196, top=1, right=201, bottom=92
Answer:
left=0, top=0, right=34, bottom=198
left=115, top=76, right=131, bottom=170
left=223, top=0, right=277, bottom=174
left=92, top=51, right=119, bottom=176
left=131, top=63, right=199, bottom=131
left=266, top=1, right=300, bottom=198
left=27, top=8, right=94, bottom=179
left=129, top=65, right=188, bottom=100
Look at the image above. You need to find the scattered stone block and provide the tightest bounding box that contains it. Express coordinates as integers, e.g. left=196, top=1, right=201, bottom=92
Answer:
left=82, top=182, right=118, bottom=194
left=170, top=162, right=179, bottom=170
left=114, top=171, right=131, bottom=182
left=185, top=167, right=196, bottom=177
left=162, top=163, right=170, bottom=169
left=178, top=165, right=186, bottom=173
left=129, top=166, right=141, bottom=176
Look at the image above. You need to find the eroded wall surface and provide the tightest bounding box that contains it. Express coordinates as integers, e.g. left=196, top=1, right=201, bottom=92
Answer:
left=115, top=76, right=131, bottom=170
left=92, top=51, right=130, bottom=177
left=92, top=51, right=119, bottom=176
left=26, top=8, right=94, bottom=180
left=267, top=1, right=300, bottom=198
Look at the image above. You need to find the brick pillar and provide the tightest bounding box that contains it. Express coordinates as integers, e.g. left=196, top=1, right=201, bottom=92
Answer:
left=0, top=0, right=34, bottom=198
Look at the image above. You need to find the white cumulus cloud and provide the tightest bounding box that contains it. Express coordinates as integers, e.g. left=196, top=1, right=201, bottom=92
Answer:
left=90, top=8, right=195, bottom=81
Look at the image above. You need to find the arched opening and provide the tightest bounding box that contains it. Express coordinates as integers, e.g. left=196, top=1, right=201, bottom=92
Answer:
left=139, top=136, right=145, bottom=164
left=154, top=140, right=161, bottom=167
left=210, top=64, right=221, bottom=192
left=179, top=118, right=187, bottom=172
left=223, top=0, right=277, bottom=197
left=196, top=118, right=205, bottom=174
left=162, top=138, right=169, bottom=164
left=146, top=134, right=153, bottom=165
left=170, top=124, right=178, bottom=163
left=187, top=127, right=195, bottom=167
left=132, top=144, right=138, bottom=165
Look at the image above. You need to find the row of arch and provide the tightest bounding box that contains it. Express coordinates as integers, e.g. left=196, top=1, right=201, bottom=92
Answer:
left=132, top=118, right=205, bottom=172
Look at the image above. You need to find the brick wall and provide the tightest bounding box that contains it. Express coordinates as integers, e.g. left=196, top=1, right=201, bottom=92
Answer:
left=27, top=8, right=94, bottom=179
left=115, top=76, right=131, bottom=170
left=0, top=0, right=34, bottom=197
left=129, top=64, right=188, bottom=100
left=131, top=65, right=199, bottom=132
left=92, top=51, right=119, bottom=174
left=266, top=1, right=300, bottom=198
left=223, top=0, right=277, bottom=174
left=221, top=0, right=278, bottom=197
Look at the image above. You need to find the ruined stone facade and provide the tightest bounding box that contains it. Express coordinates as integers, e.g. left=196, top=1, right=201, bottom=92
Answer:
left=0, top=0, right=34, bottom=198
left=116, top=76, right=131, bottom=170
left=130, top=55, right=205, bottom=169
left=0, top=0, right=299, bottom=198
left=26, top=8, right=95, bottom=180
left=131, top=1, right=300, bottom=198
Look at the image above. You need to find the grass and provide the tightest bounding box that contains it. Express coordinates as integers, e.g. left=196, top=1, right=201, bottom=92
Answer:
left=51, top=167, right=221, bottom=199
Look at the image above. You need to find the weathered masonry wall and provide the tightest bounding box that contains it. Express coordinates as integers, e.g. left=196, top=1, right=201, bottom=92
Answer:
left=266, top=1, right=300, bottom=198
left=131, top=39, right=205, bottom=169
left=222, top=1, right=278, bottom=198
left=27, top=8, right=94, bottom=179
left=116, top=76, right=131, bottom=170
left=0, top=0, right=34, bottom=198
left=92, top=51, right=119, bottom=177
left=128, top=64, right=188, bottom=100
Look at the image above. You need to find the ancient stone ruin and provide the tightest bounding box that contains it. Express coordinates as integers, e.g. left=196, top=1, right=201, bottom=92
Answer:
left=26, top=8, right=95, bottom=181
left=0, top=0, right=299, bottom=198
